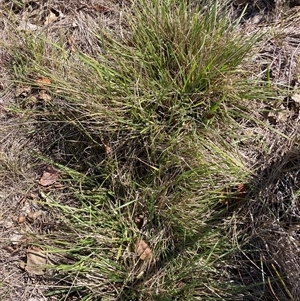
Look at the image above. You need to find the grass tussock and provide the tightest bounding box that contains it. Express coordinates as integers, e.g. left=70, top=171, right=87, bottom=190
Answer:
left=2, top=0, right=289, bottom=300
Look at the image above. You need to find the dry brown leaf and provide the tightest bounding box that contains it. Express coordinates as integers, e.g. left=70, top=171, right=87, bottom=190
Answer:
left=44, top=10, right=58, bottom=25
left=67, top=35, right=74, bottom=47
left=67, top=35, right=76, bottom=52
left=10, top=234, right=24, bottom=245
left=39, top=165, right=58, bottom=187
left=15, top=85, right=32, bottom=97
left=135, top=238, right=152, bottom=261
left=94, top=4, right=110, bottom=12
left=236, top=183, right=247, bottom=201
left=38, top=90, right=52, bottom=102
left=101, top=140, right=112, bottom=156
left=25, top=246, right=46, bottom=275
left=35, top=77, right=51, bottom=86
left=104, top=144, right=112, bottom=156
left=18, top=214, right=26, bottom=223
left=27, top=210, right=43, bottom=222
left=18, top=20, right=39, bottom=31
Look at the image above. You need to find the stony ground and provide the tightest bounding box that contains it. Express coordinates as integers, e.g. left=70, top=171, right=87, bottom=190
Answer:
left=1, top=0, right=300, bottom=300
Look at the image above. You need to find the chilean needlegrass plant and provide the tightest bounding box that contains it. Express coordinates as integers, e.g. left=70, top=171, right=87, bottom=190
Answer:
left=3, top=0, right=278, bottom=300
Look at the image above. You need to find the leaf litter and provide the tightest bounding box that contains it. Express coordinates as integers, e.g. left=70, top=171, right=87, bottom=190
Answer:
left=39, top=165, right=58, bottom=187
left=135, top=238, right=152, bottom=262
left=22, top=246, right=47, bottom=276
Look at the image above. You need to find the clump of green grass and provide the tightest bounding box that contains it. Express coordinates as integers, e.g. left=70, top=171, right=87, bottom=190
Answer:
left=4, top=0, right=273, bottom=300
